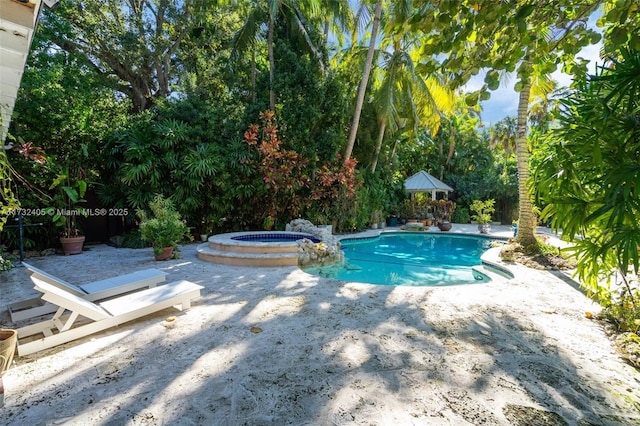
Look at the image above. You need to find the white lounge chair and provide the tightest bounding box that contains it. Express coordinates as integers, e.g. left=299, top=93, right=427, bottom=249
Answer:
left=8, top=262, right=168, bottom=322
left=16, top=276, right=203, bottom=356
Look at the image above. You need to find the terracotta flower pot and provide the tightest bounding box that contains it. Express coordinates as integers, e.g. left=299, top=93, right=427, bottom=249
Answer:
left=154, top=246, right=174, bottom=261
left=0, top=329, right=17, bottom=408
left=0, top=329, right=17, bottom=376
left=60, top=236, right=85, bottom=256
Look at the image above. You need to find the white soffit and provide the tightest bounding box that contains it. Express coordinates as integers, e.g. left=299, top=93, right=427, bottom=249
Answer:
left=0, top=0, right=43, bottom=141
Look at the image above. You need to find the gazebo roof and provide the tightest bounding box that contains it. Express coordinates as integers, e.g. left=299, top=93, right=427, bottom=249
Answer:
left=404, top=171, right=453, bottom=198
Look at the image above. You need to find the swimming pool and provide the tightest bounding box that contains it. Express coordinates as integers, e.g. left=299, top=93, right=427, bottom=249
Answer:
left=303, top=232, right=504, bottom=286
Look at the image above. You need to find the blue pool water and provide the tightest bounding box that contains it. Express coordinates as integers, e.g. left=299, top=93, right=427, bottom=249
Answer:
left=303, top=232, right=502, bottom=286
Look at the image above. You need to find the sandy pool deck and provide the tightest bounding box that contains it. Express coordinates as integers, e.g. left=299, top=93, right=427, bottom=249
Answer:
left=0, top=227, right=639, bottom=425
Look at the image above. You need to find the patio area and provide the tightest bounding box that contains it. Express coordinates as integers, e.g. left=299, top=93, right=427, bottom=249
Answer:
left=0, top=226, right=638, bottom=424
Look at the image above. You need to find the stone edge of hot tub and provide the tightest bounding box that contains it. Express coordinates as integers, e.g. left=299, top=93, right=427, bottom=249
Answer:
left=196, top=231, right=314, bottom=267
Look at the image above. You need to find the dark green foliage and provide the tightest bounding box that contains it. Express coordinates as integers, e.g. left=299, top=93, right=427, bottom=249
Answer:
left=118, top=229, right=147, bottom=249
left=534, top=46, right=640, bottom=314
left=452, top=207, right=470, bottom=224
left=247, top=31, right=350, bottom=165
left=100, top=98, right=242, bottom=230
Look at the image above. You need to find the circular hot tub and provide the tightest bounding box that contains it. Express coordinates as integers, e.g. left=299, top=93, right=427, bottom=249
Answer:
left=196, top=231, right=319, bottom=267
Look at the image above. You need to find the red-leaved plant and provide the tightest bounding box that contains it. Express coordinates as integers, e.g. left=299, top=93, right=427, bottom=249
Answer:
left=244, top=111, right=309, bottom=225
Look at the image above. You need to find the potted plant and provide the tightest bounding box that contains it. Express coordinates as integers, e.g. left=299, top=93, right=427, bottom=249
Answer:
left=48, top=165, right=88, bottom=255
left=386, top=213, right=398, bottom=227
left=1, top=328, right=17, bottom=406
left=470, top=199, right=496, bottom=234
left=432, top=199, right=456, bottom=231
left=399, top=199, right=416, bottom=224
left=371, top=210, right=384, bottom=229
left=424, top=212, right=434, bottom=227
left=138, top=194, right=192, bottom=260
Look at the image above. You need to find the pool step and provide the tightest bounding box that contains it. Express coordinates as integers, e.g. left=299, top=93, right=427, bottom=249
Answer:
left=196, top=244, right=299, bottom=267
left=479, top=247, right=515, bottom=280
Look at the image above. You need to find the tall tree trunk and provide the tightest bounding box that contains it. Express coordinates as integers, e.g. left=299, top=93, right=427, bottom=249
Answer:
left=446, top=128, right=456, bottom=165
left=389, top=139, right=399, bottom=161
left=268, top=17, right=276, bottom=111
left=514, top=77, right=537, bottom=246
left=370, top=120, right=386, bottom=173
left=343, top=0, right=383, bottom=164
left=132, top=85, right=153, bottom=113
left=250, top=47, right=256, bottom=104
left=439, top=131, right=445, bottom=180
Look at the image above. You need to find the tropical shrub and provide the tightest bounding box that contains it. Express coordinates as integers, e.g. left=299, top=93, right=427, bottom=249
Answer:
left=452, top=207, right=470, bottom=224
left=137, top=194, right=192, bottom=256
left=470, top=199, right=496, bottom=224
left=0, top=245, right=13, bottom=272
left=309, top=155, right=359, bottom=230
left=243, top=110, right=310, bottom=227
left=431, top=200, right=456, bottom=223
left=244, top=111, right=361, bottom=232
left=0, top=149, right=19, bottom=232
left=100, top=98, right=242, bottom=230
left=534, top=46, right=640, bottom=330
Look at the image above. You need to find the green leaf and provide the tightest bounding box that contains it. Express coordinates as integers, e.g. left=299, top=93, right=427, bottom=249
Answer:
left=610, top=28, right=628, bottom=45
left=514, top=81, right=525, bottom=92
left=49, top=173, right=68, bottom=190
left=485, top=70, right=500, bottom=90
left=77, top=180, right=87, bottom=198
left=515, top=5, right=535, bottom=20
left=465, top=93, right=479, bottom=106
left=62, top=186, right=80, bottom=203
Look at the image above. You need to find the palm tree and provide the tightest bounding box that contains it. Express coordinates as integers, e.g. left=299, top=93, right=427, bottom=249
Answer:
left=528, top=79, right=558, bottom=131
left=512, top=56, right=555, bottom=246
left=513, top=69, right=537, bottom=246
left=343, top=0, right=383, bottom=164
left=231, top=0, right=327, bottom=110
left=369, top=18, right=455, bottom=173
left=490, top=116, right=517, bottom=156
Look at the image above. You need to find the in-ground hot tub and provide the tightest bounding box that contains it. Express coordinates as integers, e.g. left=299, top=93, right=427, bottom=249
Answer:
left=196, top=231, right=320, bottom=267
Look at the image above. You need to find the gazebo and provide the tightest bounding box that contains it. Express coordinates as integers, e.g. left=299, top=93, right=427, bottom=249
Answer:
left=404, top=170, right=453, bottom=200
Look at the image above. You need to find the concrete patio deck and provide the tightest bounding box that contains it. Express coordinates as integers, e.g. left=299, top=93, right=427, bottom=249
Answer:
left=0, top=225, right=638, bottom=424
